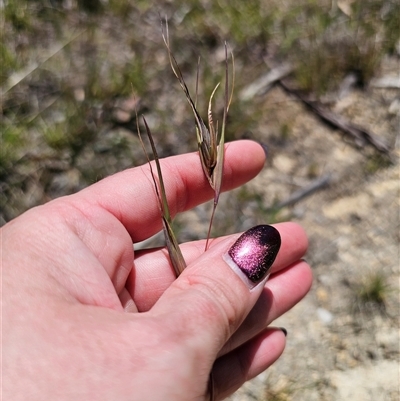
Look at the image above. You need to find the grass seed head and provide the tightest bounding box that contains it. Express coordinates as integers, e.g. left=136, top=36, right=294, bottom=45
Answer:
left=161, top=18, right=234, bottom=249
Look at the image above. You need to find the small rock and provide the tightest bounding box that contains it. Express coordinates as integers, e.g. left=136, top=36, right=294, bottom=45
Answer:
left=316, top=288, right=329, bottom=303
left=388, top=98, right=400, bottom=115
left=317, top=307, right=334, bottom=324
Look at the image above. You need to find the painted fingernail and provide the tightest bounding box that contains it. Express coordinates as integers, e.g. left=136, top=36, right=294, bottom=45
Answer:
left=280, top=327, right=288, bottom=337
left=224, top=225, right=281, bottom=288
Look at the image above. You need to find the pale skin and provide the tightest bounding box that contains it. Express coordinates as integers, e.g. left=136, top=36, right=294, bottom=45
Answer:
left=2, top=140, right=312, bottom=400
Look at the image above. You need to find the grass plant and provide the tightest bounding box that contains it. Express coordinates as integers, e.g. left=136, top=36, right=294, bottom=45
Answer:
left=357, top=272, right=390, bottom=307
left=364, top=154, right=393, bottom=175
left=161, top=18, right=234, bottom=250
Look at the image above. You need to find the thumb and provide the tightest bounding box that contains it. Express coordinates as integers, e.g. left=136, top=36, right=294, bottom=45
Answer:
left=149, top=225, right=281, bottom=359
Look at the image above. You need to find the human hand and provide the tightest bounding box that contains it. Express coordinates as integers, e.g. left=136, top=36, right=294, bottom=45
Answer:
left=2, top=140, right=312, bottom=401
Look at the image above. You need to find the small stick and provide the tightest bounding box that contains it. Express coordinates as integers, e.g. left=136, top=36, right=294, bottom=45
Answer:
left=275, top=174, right=331, bottom=209
left=278, top=80, right=391, bottom=155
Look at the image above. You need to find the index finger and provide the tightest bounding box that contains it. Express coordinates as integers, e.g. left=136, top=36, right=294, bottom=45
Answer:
left=75, top=140, right=265, bottom=242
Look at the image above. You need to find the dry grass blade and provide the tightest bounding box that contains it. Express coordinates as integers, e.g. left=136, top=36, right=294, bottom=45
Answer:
left=206, top=42, right=235, bottom=250
left=161, top=19, right=235, bottom=250
left=136, top=114, right=186, bottom=277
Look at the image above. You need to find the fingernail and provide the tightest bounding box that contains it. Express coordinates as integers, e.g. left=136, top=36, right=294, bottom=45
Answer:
left=280, top=327, right=287, bottom=337
left=224, top=225, right=281, bottom=289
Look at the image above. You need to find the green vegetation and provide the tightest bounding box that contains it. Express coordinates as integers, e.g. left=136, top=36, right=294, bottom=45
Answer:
left=0, top=121, right=25, bottom=178
left=364, top=153, right=393, bottom=175
left=357, top=271, right=390, bottom=307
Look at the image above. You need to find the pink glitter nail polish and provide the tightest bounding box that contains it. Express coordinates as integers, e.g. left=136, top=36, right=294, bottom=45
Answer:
left=228, top=225, right=281, bottom=283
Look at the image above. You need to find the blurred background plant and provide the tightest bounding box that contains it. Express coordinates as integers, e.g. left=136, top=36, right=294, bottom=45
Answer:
left=1, top=0, right=398, bottom=223
left=1, top=1, right=399, bottom=399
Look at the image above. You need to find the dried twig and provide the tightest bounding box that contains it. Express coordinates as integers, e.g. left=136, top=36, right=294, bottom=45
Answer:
left=239, top=63, right=293, bottom=101
left=370, top=76, right=400, bottom=89
left=275, top=174, right=331, bottom=209
left=278, top=80, right=391, bottom=155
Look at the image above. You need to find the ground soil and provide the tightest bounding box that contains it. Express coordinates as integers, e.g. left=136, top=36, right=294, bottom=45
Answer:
left=224, top=55, right=399, bottom=400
